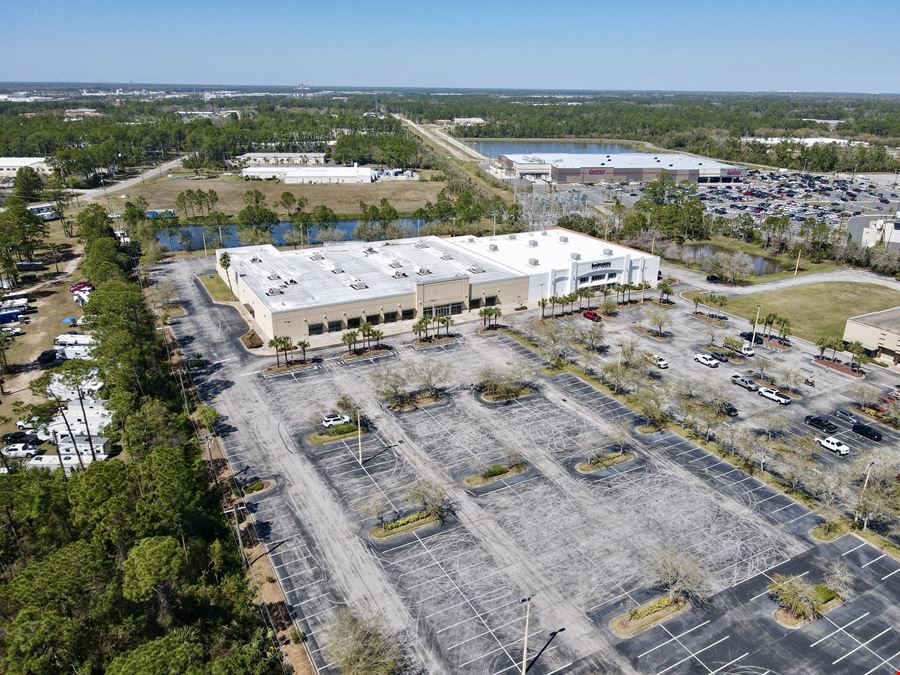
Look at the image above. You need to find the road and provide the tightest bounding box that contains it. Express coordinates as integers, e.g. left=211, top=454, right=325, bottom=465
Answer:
left=393, top=114, right=485, bottom=162
left=77, top=155, right=190, bottom=205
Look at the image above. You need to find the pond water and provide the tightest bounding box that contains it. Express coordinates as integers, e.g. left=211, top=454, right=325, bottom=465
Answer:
left=469, top=139, right=636, bottom=158
left=155, top=218, right=421, bottom=251
left=678, top=244, right=784, bottom=275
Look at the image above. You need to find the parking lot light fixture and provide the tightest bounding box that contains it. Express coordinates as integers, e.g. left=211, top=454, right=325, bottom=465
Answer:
left=357, top=408, right=363, bottom=465
left=857, top=459, right=876, bottom=530
left=520, top=594, right=535, bottom=675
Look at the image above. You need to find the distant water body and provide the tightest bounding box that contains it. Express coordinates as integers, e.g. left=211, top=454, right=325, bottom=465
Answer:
left=469, top=139, right=637, bottom=158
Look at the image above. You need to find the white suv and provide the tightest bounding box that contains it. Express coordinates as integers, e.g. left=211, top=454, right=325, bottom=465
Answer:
left=693, top=353, right=718, bottom=368
left=2, top=443, right=39, bottom=458
left=818, top=436, right=850, bottom=456
left=321, top=413, right=351, bottom=428
left=647, top=354, right=669, bottom=369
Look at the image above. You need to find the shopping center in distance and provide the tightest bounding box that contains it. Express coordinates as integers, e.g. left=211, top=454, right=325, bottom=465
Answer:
left=217, top=228, right=660, bottom=342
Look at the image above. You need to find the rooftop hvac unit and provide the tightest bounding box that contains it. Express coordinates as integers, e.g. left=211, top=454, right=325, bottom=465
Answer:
left=603, top=248, right=614, bottom=255
left=508, top=233, right=517, bottom=239
left=287, top=279, right=297, bottom=285
left=364, top=246, right=376, bottom=255
left=392, top=270, right=407, bottom=279
left=309, top=253, right=324, bottom=261
left=331, top=267, right=344, bottom=274
left=570, top=252, right=581, bottom=260
left=416, top=267, right=432, bottom=275
left=528, top=258, right=539, bottom=267
left=266, top=287, right=283, bottom=296
left=250, top=256, right=262, bottom=263
left=415, top=242, right=429, bottom=249
left=350, top=282, right=369, bottom=290
left=488, top=243, right=499, bottom=251
left=559, top=235, right=569, bottom=243
left=468, top=266, right=486, bottom=274
left=389, top=260, right=403, bottom=268
left=267, top=272, right=281, bottom=280
left=441, top=253, right=453, bottom=260
left=528, top=239, right=538, bottom=247
left=468, top=237, right=476, bottom=243
left=541, top=230, right=549, bottom=236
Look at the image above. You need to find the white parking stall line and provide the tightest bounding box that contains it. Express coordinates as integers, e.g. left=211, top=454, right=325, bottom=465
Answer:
left=296, top=591, right=330, bottom=607
left=861, top=553, right=886, bottom=568
left=881, top=568, right=899, bottom=581
left=725, top=475, right=755, bottom=488
left=456, top=630, right=544, bottom=669
left=280, top=566, right=319, bottom=582
left=751, top=571, right=809, bottom=601
left=862, top=650, right=900, bottom=675
left=301, top=604, right=341, bottom=622
left=655, top=635, right=730, bottom=675
left=637, top=621, right=711, bottom=658
left=406, top=560, right=486, bottom=590
left=755, top=493, right=781, bottom=505
left=832, top=627, right=893, bottom=665
left=771, top=502, right=796, bottom=514
left=293, top=577, right=327, bottom=591
left=446, top=615, right=525, bottom=651
left=783, top=512, right=815, bottom=525
left=842, top=542, right=867, bottom=557
left=809, top=613, right=870, bottom=647
left=709, top=653, right=749, bottom=674
left=434, top=597, right=522, bottom=631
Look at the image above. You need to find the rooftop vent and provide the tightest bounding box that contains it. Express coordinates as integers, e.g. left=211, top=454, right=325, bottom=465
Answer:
left=541, top=230, right=549, bottom=236
left=331, top=267, right=344, bottom=274
left=250, top=256, right=262, bottom=263
left=570, top=252, right=581, bottom=260
left=267, top=273, right=281, bottom=281
left=468, top=237, right=476, bottom=243
left=287, top=278, right=297, bottom=285
left=364, top=246, right=376, bottom=254
left=468, top=266, right=486, bottom=274
left=350, top=282, right=369, bottom=290
left=265, top=287, right=283, bottom=296
left=528, top=258, right=540, bottom=267
left=603, top=248, right=614, bottom=255
left=389, top=260, right=403, bottom=269
left=415, top=242, right=429, bottom=249
left=440, top=253, right=453, bottom=260
left=528, top=239, right=538, bottom=247
left=559, top=235, right=569, bottom=243
left=508, top=233, right=517, bottom=239
left=416, top=267, right=432, bottom=275
left=392, top=270, right=407, bottom=279
left=488, top=243, right=499, bottom=251
left=309, top=253, right=324, bottom=261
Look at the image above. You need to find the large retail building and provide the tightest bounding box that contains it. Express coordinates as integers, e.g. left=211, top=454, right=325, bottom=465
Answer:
left=843, top=306, right=900, bottom=366
left=217, top=228, right=659, bottom=342
left=496, top=152, right=744, bottom=184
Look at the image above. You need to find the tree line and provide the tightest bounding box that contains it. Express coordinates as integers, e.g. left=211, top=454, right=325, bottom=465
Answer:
left=0, top=204, right=281, bottom=672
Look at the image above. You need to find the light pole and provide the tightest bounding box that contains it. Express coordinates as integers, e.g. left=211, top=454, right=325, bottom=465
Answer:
left=357, top=408, right=363, bottom=466
left=520, top=594, right=535, bottom=675
left=750, top=304, right=761, bottom=346
left=856, top=459, right=876, bottom=530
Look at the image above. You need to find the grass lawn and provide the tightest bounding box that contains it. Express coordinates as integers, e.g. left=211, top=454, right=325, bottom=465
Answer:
left=198, top=274, right=237, bottom=302
left=98, top=173, right=446, bottom=216
left=690, top=282, right=900, bottom=342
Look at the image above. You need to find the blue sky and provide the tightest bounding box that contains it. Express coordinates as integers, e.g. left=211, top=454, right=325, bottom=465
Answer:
left=1, top=0, right=898, bottom=92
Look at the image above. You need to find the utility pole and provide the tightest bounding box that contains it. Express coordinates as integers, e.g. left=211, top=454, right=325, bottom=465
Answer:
left=357, top=408, right=363, bottom=466
left=750, top=304, right=761, bottom=346
left=520, top=594, right=535, bottom=675
left=793, top=247, right=801, bottom=277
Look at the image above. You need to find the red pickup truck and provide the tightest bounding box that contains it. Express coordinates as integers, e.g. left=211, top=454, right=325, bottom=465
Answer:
left=583, top=310, right=602, bottom=322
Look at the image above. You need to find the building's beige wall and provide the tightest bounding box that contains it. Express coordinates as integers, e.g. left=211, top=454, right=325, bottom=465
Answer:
left=415, top=277, right=470, bottom=310
left=269, top=292, right=416, bottom=340
left=843, top=319, right=900, bottom=364
left=470, top=277, right=530, bottom=307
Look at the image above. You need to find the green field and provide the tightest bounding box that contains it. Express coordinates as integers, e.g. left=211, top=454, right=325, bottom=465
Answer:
left=697, top=282, right=900, bottom=342
left=199, top=273, right=237, bottom=302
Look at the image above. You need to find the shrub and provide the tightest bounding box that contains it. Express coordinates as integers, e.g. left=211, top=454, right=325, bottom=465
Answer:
left=383, top=510, right=429, bottom=531
left=327, top=422, right=358, bottom=436
left=813, top=584, right=837, bottom=605
left=291, top=629, right=306, bottom=644
left=629, top=596, right=675, bottom=621
left=242, top=329, right=263, bottom=349
left=266, top=575, right=275, bottom=584
left=243, top=480, right=264, bottom=494
left=482, top=464, right=508, bottom=479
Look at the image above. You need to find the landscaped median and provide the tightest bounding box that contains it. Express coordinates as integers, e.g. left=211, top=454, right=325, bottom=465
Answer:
left=306, top=422, right=365, bottom=445
left=198, top=273, right=237, bottom=302
left=371, top=510, right=440, bottom=539
left=610, top=595, right=688, bottom=638
left=464, top=461, right=527, bottom=487
left=576, top=450, right=634, bottom=474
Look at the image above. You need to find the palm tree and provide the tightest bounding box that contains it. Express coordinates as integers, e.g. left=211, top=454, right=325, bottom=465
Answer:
left=549, top=295, right=558, bottom=317
left=538, top=298, right=548, bottom=319
left=342, top=330, right=358, bottom=354
left=267, top=336, right=282, bottom=367
left=371, top=328, right=384, bottom=348
left=491, top=307, right=502, bottom=328
left=479, top=307, right=489, bottom=329
left=658, top=280, right=673, bottom=304
left=280, top=336, right=293, bottom=365
left=359, top=322, right=373, bottom=350
left=815, top=337, right=830, bottom=360
left=412, top=317, right=425, bottom=339
left=218, top=252, right=232, bottom=292
left=295, top=339, right=310, bottom=363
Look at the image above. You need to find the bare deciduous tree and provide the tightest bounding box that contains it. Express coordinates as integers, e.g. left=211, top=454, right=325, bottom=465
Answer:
left=652, top=550, right=710, bottom=605
left=326, top=609, right=403, bottom=675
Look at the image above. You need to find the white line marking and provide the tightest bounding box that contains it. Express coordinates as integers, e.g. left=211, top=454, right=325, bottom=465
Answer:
left=638, top=621, right=711, bottom=658
left=751, top=571, right=808, bottom=601
left=881, top=568, right=899, bottom=580
left=842, top=542, right=866, bottom=556
left=832, top=628, right=892, bottom=665
left=809, top=613, right=869, bottom=646
left=861, top=553, right=886, bottom=568
left=655, top=636, right=730, bottom=675
left=709, top=653, right=749, bottom=674
left=862, top=650, right=900, bottom=675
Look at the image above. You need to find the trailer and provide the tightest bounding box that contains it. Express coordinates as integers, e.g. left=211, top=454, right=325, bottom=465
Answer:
left=0, top=308, right=24, bottom=325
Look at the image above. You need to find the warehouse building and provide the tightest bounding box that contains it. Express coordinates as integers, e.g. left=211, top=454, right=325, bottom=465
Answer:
left=217, top=228, right=658, bottom=342
left=843, top=306, right=900, bottom=366
left=846, top=215, right=900, bottom=253
left=0, top=157, right=52, bottom=179
left=496, top=152, right=744, bottom=184
left=236, top=152, right=327, bottom=166
left=241, top=165, right=373, bottom=184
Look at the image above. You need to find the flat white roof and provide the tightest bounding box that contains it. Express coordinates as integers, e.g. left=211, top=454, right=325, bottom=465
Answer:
left=502, top=152, right=736, bottom=171
left=241, top=166, right=371, bottom=178
left=0, top=157, right=47, bottom=168
left=237, top=152, right=326, bottom=158
left=444, top=227, right=655, bottom=275
left=223, top=237, right=513, bottom=314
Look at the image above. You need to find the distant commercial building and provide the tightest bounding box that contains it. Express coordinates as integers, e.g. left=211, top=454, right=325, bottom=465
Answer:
left=216, top=227, right=659, bottom=342
left=846, top=215, right=900, bottom=253
left=236, top=152, right=327, bottom=166
left=0, top=157, right=52, bottom=178
left=496, top=152, right=744, bottom=184
left=843, top=306, right=900, bottom=366
left=742, top=136, right=869, bottom=148
left=241, top=165, right=373, bottom=184
left=452, top=117, right=486, bottom=126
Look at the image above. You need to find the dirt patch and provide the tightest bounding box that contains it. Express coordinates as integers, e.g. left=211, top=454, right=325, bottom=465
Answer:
left=463, top=463, right=527, bottom=486
left=814, top=358, right=865, bottom=378
left=576, top=452, right=634, bottom=474
left=263, top=361, right=315, bottom=376
left=103, top=173, right=445, bottom=216
left=414, top=335, right=458, bottom=348
left=633, top=325, right=668, bottom=341
left=690, top=313, right=728, bottom=328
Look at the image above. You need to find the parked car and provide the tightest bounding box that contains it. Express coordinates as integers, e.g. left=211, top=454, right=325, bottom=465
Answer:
left=693, top=353, right=719, bottom=368
left=720, top=402, right=739, bottom=417
left=15, top=417, right=39, bottom=430
left=2, top=443, right=39, bottom=458
left=2, top=326, right=24, bottom=336
left=731, top=374, right=759, bottom=391
left=36, top=349, right=62, bottom=368
left=582, top=310, right=601, bottom=323
left=709, top=350, right=730, bottom=363
left=321, top=413, right=351, bottom=428
left=740, top=344, right=755, bottom=357
left=852, top=423, right=882, bottom=442
left=646, top=354, right=669, bottom=369
left=2, top=431, right=40, bottom=444
left=739, top=332, right=764, bottom=346
left=818, top=436, right=850, bottom=456
left=834, top=409, right=858, bottom=424
left=805, top=415, right=838, bottom=434
left=758, top=387, right=792, bottom=405
left=69, top=281, right=93, bottom=293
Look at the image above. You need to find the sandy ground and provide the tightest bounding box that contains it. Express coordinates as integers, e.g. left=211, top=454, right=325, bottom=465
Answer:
left=98, top=174, right=446, bottom=216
